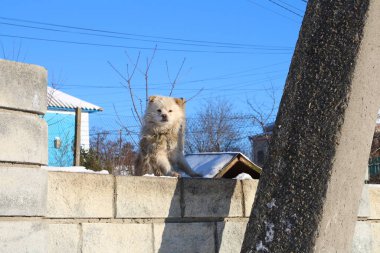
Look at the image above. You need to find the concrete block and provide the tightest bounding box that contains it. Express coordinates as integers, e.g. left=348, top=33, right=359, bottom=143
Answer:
left=154, top=222, right=214, bottom=253
left=82, top=223, right=153, bottom=253
left=48, top=223, right=81, bottom=253
left=183, top=178, right=243, bottom=218
left=357, top=184, right=370, bottom=218
left=242, top=180, right=259, bottom=217
left=0, top=110, right=47, bottom=164
left=0, top=59, right=47, bottom=114
left=116, top=176, right=181, bottom=218
left=0, top=166, right=47, bottom=216
left=372, top=223, right=380, bottom=253
left=368, top=185, right=380, bottom=219
left=47, top=172, right=114, bottom=218
left=217, top=221, right=248, bottom=253
left=0, top=221, right=47, bottom=253
left=352, top=221, right=372, bottom=253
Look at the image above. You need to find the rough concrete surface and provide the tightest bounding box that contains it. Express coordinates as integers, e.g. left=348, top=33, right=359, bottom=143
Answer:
left=369, top=185, right=380, bottom=219
left=352, top=221, right=372, bottom=253
left=0, top=221, right=47, bottom=253
left=0, top=110, right=47, bottom=164
left=241, top=1, right=380, bottom=252
left=358, top=184, right=370, bottom=218
left=183, top=178, right=243, bottom=218
left=242, top=180, right=258, bottom=217
left=372, top=223, right=380, bottom=253
left=217, top=221, right=248, bottom=253
left=48, top=223, right=81, bottom=253
left=116, top=176, right=181, bottom=218
left=47, top=172, right=114, bottom=218
left=0, top=59, right=47, bottom=114
left=154, top=222, right=214, bottom=253
left=82, top=223, right=153, bottom=253
left=0, top=165, right=47, bottom=216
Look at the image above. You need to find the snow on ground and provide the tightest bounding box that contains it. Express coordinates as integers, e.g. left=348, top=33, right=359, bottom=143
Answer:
left=43, top=166, right=109, bottom=174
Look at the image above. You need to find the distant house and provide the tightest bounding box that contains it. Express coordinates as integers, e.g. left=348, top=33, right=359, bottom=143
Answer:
left=45, top=87, right=102, bottom=167
left=249, top=122, right=274, bottom=168
left=185, top=152, right=262, bottom=179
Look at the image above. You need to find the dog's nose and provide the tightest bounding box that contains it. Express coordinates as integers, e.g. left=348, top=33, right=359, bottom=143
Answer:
left=161, top=114, right=168, bottom=119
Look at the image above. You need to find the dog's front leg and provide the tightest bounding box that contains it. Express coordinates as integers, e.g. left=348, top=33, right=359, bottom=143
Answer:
left=156, top=153, right=180, bottom=177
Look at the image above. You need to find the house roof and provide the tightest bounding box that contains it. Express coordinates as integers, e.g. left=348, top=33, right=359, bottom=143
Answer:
left=47, top=87, right=103, bottom=113
left=184, top=152, right=262, bottom=179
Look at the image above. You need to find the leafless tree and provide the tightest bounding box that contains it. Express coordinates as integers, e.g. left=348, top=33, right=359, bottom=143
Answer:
left=81, top=129, right=136, bottom=175
left=247, top=85, right=277, bottom=143
left=108, top=48, right=203, bottom=145
left=246, top=85, right=279, bottom=166
left=185, top=99, right=243, bottom=153
left=0, top=40, right=27, bottom=62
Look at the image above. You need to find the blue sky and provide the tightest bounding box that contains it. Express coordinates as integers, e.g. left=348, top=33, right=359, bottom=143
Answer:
left=1, top=0, right=306, bottom=146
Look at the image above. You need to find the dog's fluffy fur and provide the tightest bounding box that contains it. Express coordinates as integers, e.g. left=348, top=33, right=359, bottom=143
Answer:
left=134, top=95, right=200, bottom=177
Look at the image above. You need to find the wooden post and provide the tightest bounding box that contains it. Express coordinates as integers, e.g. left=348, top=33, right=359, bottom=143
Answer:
left=241, top=1, right=380, bottom=252
left=74, top=107, right=82, bottom=166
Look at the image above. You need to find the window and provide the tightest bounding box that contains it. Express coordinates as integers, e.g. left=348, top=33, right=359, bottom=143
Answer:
left=257, top=150, right=264, bottom=164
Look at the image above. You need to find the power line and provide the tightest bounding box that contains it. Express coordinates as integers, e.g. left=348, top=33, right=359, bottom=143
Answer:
left=59, top=68, right=286, bottom=90
left=0, top=21, right=292, bottom=51
left=266, top=0, right=303, bottom=17
left=0, top=33, right=292, bottom=55
left=0, top=16, right=292, bottom=50
left=276, top=0, right=304, bottom=12
left=246, top=0, right=300, bottom=23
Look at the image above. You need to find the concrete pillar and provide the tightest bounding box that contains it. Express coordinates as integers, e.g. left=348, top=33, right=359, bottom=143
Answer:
left=0, top=59, right=48, bottom=252
left=241, top=1, right=380, bottom=252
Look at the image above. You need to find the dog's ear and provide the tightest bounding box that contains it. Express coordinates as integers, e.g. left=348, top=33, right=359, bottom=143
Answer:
left=174, top=97, right=185, bottom=108
left=149, top=96, right=157, bottom=103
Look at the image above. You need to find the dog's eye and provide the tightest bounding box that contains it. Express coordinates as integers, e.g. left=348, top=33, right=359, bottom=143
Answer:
left=157, top=109, right=161, bottom=113
left=169, top=110, right=172, bottom=113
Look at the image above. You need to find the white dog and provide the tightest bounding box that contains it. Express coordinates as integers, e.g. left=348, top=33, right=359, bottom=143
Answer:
left=134, top=95, right=200, bottom=177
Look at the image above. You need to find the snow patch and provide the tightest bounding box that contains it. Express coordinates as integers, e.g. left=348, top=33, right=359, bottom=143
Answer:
left=143, top=174, right=177, bottom=178
left=43, top=166, right=109, bottom=174
left=184, top=153, right=236, bottom=178
left=233, top=173, right=253, bottom=180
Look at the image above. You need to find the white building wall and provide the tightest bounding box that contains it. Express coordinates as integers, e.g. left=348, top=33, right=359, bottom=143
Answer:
left=81, top=112, right=90, bottom=151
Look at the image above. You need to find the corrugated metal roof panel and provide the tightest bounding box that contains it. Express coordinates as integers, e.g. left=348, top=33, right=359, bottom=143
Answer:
left=47, top=87, right=103, bottom=112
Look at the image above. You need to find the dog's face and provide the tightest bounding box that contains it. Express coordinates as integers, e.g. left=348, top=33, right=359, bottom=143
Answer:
left=145, top=96, right=185, bottom=128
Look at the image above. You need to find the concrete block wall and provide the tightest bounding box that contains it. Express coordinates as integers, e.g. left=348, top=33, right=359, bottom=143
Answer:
left=45, top=172, right=380, bottom=253
left=46, top=173, right=256, bottom=253
left=0, top=59, right=48, bottom=252
left=353, top=185, right=380, bottom=253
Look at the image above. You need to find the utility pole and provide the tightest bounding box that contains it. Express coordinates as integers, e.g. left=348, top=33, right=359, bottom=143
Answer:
left=119, top=129, right=122, bottom=152
left=74, top=107, right=81, bottom=166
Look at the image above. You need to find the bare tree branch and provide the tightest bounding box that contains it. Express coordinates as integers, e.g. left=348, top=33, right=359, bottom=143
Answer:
left=108, top=55, right=143, bottom=126
left=112, top=104, right=138, bottom=146
left=144, top=45, right=157, bottom=104
left=186, top=88, right=204, bottom=103
left=186, top=99, right=243, bottom=153
left=168, top=57, right=186, bottom=96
